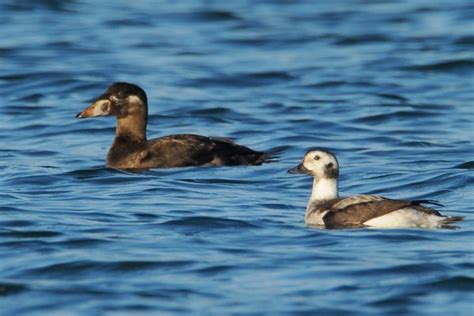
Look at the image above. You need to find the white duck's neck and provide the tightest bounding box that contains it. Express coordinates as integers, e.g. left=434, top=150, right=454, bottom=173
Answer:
left=309, top=178, right=338, bottom=202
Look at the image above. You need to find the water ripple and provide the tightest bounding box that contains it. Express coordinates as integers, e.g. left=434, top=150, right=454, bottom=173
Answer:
left=161, top=216, right=259, bottom=229
left=0, top=1, right=472, bottom=315
left=403, top=58, right=474, bottom=72
left=0, top=283, right=27, bottom=296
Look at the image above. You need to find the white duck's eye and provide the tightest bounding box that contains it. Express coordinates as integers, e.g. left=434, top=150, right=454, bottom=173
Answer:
left=314, top=155, right=320, bottom=161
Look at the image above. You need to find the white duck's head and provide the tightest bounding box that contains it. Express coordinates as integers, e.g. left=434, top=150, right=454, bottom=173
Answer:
left=288, top=148, right=339, bottom=180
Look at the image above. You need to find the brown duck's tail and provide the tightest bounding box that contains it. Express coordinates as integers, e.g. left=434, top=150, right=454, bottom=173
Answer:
left=226, top=146, right=284, bottom=166
left=210, top=137, right=285, bottom=166
left=256, top=146, right=285, bottom=164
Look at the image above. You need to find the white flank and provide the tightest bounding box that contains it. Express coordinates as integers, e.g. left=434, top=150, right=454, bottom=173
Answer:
left=363, top=208, right=446, bottom=228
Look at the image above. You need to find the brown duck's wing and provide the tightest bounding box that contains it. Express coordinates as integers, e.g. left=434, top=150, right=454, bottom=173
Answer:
left=323, top=196, right=432, bottom=229
left=145, top=134, right=268, bottom=167
left=144, top=134, right=218, bottom=167
left=207, top=136, right=271, bottom=165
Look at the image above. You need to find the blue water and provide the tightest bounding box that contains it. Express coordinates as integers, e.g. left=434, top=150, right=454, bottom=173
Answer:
left=1, top=0, right=473, bottom=315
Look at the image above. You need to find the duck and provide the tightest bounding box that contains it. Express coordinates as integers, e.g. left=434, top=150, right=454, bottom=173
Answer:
left=288, top=148, right=464, bottom=229
left=76, top=82, right=277, bottom=169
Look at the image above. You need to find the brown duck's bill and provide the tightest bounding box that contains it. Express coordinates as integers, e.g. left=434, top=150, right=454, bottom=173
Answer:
left=76, top=99, right=112, bottom=118
left=288, top=163, right=310, bottom=174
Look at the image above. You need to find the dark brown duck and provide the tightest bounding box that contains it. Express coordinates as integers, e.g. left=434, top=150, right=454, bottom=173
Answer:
left=76, top=82, right=275, bottom=169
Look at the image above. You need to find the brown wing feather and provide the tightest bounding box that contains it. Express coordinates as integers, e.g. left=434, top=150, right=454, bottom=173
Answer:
left=146, top=134, right=217, bottom=167
left=332, top=195, right=385, bottom=210
left=145, top=134, right=266, bottom=167
left=306, top=196, right=386, bottom=225
left=208, top=136, right=268, bottom=165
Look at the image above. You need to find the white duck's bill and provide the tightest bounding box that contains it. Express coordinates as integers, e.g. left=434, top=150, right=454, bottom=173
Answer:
left=288, top=163, right=311, bottom=175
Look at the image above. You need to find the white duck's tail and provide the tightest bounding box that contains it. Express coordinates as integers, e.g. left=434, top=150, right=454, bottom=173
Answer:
left=440, top=216, right=464, bottom=228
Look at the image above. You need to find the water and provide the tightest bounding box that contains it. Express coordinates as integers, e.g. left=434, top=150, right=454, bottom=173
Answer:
left=1, top=0, right=473, bottom=315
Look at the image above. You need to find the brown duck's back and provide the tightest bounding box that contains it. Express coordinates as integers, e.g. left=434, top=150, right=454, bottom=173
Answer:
left=107, top=134, right=270, bottom=169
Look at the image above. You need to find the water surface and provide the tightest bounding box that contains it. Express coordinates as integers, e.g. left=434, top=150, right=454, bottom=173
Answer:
left=0, top=0, right=473, bottom=315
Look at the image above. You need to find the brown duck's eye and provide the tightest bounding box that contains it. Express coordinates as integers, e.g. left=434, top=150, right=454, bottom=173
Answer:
left=314, top=155, right=320, bottom=161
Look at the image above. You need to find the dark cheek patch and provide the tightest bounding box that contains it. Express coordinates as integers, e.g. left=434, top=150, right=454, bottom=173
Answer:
left=116, top=104, right=128, bottom=118
left=325, top=167, right=339, bottom=179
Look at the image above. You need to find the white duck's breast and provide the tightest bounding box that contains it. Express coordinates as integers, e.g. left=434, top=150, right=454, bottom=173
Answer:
left=305, top=208, right=328, bottom=226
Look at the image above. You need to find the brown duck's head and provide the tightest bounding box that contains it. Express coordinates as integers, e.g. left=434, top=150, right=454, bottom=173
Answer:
left=76, top=82, right=148, bottom=119
left=288, top=148, right=339, bottom=179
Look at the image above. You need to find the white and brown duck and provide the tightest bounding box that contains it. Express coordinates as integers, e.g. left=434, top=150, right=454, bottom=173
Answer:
left=76, top=82, right=276, bottom=169
left=289, top=148, right=463, bottom=229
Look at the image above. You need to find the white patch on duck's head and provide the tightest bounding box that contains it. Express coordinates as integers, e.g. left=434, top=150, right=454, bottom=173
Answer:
left=124, top=94, right=146, bottom=116
left=91, top=99, right=112, bottom=116
left=126, top=95, right=145, bottom=106
left=106, top=82, right=148, bottom=104
left=302, top=149, right=339, bottom=179
left=109, top=93, right=144, bottom=106
left=76, top=99, right=112, bottom=118
left=110, top=95, right=120, bottom=103
left=108, top=94, right=146, bottom=118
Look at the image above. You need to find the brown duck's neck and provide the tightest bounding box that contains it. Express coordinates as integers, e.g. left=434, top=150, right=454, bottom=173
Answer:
left=115, top=115, right=147, bottom=142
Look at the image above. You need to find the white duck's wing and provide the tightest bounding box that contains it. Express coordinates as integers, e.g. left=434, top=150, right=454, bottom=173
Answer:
left=322, top=196, right=440, bottom=229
